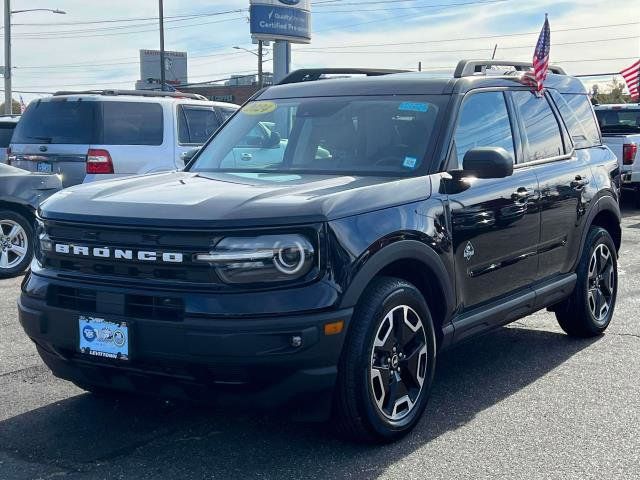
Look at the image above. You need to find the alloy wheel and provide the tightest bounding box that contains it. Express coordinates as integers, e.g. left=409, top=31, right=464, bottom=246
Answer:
left=369, top=305, right=428, bottom=422
left=0, top=220, right=29, bottom=270
left=587, top=243, right=615, bottom=325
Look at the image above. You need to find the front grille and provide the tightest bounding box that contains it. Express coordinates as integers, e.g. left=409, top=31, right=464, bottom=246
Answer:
left=41, top=220, right=222, bottom=286
left=126, top=294, right=184, bottom=321
left=47, top=285, right=184, bottom=321
left=48, top=285, right=97, bottom=312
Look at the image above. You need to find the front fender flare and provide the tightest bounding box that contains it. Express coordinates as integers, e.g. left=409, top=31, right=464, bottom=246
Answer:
left=338, top=240, right=454, bottom=316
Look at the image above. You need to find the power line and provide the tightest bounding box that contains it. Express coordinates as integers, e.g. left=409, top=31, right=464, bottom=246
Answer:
left=295, top=35, right=638, bottom=55
left=14, top=70, right=259, bottom=90
left=314, top=0, right=508, bottom=12
left=11, top=15, right=247, bottom=40
left=9, top=8, right=246, bottom=27
left=301, top=21, right=640, bottom=48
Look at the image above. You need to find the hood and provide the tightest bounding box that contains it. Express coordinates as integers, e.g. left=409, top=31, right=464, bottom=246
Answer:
left=40, top=171, right=431, bottom=228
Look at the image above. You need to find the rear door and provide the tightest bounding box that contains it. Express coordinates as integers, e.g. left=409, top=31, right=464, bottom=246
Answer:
left=446, top=90, right=540, bottom=311
left=175, top=104, right=222, bottom=168
left=9, top=98, right=96, bottom=187
left=511, top=90, right=594, bottom=279
left=94, top=100, right=167, bottom=176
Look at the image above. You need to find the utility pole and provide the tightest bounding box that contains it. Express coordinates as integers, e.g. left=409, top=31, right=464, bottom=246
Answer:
left=257, top=40, right=263, bottom=89
left=159, top=0, right=166, bottom=91
left=4, top=0, right=11, bottom=114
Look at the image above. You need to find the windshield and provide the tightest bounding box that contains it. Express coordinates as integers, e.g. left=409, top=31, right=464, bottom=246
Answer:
left=189, top=96, right=443, bottom=175
left=595, top=108, right=640, bottom=134
left=12, top=99, right=97, bottom=144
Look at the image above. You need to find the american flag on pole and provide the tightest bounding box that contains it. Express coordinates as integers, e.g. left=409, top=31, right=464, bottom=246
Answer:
left=532, top=14, right=551, bottom=93
left=19, top=95, right=27, bottom=113
left=620, top=59, right=640, bottom=101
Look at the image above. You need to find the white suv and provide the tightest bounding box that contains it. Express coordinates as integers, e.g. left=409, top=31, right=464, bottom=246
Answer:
left=8, top=90, right=238, bottom=187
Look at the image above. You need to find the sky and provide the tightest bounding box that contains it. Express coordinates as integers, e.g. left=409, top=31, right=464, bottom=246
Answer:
left=2, top=0, right=639, bottom=103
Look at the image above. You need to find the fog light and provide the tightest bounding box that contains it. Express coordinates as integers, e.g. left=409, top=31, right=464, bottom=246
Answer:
left=290, top=335, right=303, bottom=348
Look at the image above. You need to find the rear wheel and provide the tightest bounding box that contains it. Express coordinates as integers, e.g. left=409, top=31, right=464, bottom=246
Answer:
left=334, top=277, right=436, bottom=443
left=0, top=210, right=33, bottom=278
left=555, top=226, right=617, bottom=337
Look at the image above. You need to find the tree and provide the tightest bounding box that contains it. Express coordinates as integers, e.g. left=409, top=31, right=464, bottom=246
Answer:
left=0, top=99, right=21, bottom=114
left=591, top=77, right=632, bottom=104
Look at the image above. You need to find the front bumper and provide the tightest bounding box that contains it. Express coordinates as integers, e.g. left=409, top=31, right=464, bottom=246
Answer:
left=19, top=273, right=352, bottom=418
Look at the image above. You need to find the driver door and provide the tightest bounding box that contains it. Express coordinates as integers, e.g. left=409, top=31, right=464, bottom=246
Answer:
left=445, top=90, right=541, bottom=312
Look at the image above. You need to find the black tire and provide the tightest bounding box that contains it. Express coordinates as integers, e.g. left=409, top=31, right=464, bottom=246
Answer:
left=0, top=209, right=34, bottom=278
left=555, top=226, right=618, bottom=337
left=333, top=277, right=436, bottom=443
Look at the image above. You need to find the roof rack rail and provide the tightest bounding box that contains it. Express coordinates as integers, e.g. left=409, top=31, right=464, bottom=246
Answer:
left=278, top=68, right=409, bottom=85
left=52, top=89, right=208, bottom=101
left=453, top=60, right=566, bottom=78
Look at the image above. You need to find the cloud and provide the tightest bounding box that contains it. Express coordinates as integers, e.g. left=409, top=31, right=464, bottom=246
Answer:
left=4, top=0, right=639, bottom=103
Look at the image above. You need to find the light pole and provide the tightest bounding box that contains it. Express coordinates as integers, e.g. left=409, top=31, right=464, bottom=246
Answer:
left=158, top=0, right=166, bottom=91
left=233, top=43, right=269, bottom=89
left=3, top=2, right=66, bottom=114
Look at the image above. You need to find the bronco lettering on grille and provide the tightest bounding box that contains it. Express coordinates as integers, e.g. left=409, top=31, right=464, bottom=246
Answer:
left=53, top=243, right=184, bottom=263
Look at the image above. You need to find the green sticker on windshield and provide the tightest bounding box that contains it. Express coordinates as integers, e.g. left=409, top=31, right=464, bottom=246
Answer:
left=242, top=101, right=277, bottom=116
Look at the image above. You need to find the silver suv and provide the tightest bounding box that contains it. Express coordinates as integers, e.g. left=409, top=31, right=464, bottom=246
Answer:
left=8, top=90, right=238, bottom=187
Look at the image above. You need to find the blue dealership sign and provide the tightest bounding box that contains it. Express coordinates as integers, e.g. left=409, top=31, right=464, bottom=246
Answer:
left=250, top=1, right=311, bottom=44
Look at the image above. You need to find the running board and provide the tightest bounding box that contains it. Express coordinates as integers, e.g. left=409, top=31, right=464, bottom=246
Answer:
left=450, top=273, right=576, bottom=345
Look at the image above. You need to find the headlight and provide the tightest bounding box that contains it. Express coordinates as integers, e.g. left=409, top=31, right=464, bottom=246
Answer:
left=36, top=218, right=52, bottom=253
left=195, top=234, right=316, bottom=284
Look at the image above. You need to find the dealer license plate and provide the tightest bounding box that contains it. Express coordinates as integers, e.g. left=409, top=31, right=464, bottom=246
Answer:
left=79, top=316, right=129, bottom=360
left=37, top=162, right=52, bottom=173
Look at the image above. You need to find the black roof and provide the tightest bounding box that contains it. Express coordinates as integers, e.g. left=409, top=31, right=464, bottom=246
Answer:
left=258, top=62, right=587, bottom=100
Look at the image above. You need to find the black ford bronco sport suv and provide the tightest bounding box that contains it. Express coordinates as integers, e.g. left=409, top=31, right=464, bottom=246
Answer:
left=19, top=61, right=621, bottom=443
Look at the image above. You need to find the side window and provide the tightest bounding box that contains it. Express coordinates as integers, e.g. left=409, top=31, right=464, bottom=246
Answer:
left=102, top=102, right=163, bottom=146
left=551, top=92, right=601, bottom=148
left=178, top=106, right=221, bottom=144
left=512, top=91, right=564, bottom=161
left=454, top=92, right=515, bottom=168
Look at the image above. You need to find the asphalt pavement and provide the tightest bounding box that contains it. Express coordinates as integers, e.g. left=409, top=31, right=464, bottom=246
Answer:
left=1, top=202, right=639, bottom=480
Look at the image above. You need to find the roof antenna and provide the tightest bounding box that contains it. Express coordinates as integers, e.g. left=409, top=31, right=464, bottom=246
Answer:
left=491, top=44, right=498, bottom=60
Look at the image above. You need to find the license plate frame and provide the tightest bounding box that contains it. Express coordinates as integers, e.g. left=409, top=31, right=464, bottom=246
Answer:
left=78, top=316, right=130, bottom=361
left=37, top=162, right=52, bottom=173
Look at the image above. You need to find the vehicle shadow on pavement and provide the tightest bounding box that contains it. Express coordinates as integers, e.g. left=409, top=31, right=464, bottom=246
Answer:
left=0, top=325, right=599, bottom=479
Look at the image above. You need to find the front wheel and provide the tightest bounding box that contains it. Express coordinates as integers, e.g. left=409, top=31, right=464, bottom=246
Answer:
left=333, top=277, right=436, bottom=443
left=0, top=210, right=34, bottom=278
left=555, top=226, right=618, bottom=337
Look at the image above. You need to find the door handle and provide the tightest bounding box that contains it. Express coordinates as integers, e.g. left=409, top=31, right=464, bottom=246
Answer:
left=241, top=153, right=253, bottom=160
left=570, top=176, right=589, bottom=189
left=511, top=187, right=533, bottom=201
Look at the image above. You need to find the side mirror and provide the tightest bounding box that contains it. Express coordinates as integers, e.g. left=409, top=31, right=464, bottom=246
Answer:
left=462, top=147, right=513, bottom=179
left=262, top=130, right=281, bottom=149
left=180, top=147, right=200, bottom=163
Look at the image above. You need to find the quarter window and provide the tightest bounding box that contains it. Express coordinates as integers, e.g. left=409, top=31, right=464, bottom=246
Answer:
left=512, top=91, right=564, bottom=161
left=550, top=91, right=601, bottom=148
left=102, top=102, right=163, bottom=146
left=453, top=91, right=515, bottom=167
left=178, top=106, right=221, bottom=144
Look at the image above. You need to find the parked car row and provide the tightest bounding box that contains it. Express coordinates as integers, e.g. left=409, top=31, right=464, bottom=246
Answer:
left=8, top=90, right=238, bottom=187
left=594, top=103, right=640, bottom=202
left=0, top=90, right=239, bottom=276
